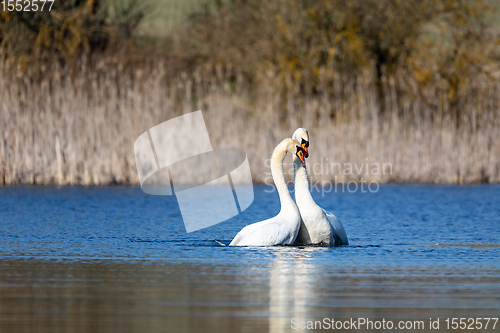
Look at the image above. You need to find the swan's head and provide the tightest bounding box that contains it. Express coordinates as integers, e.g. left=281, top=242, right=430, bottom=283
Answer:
left=292, top=128, right=309, bottom=158
left=283, top=138, right=306, bottom=163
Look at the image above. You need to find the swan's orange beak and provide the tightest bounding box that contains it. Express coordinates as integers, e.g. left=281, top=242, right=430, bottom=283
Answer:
left=297, top=150, right=305, bottom=163
left=302, top=144, right=309, bottom=158
left=300, top=139, right=309, bottom=158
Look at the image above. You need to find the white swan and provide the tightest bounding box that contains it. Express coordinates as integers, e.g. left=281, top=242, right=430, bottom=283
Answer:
left=229, top=138, right=306, bottom=246
left=292, top=128, right=349, bottom=246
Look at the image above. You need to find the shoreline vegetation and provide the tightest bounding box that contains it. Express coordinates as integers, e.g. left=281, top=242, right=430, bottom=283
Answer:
left=1, top=0, right=499, bottom=185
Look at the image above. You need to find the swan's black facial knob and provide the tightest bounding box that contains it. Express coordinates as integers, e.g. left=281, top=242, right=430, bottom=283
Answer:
left=301, top=139, right=309, bottom=158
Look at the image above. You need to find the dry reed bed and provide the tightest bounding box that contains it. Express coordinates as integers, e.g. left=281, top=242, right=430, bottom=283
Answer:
left=0, top=62, right=499, bottom=185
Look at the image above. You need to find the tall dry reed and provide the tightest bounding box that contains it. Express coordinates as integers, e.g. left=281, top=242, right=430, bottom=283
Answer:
left=0, top=60, right=499, bottom=186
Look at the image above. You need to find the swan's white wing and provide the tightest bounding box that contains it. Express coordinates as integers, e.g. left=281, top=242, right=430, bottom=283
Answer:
left=229, top=218, right=272, bottom=246
left=322, top=209, right=349, bottom=245
left=229, top=220, right=265, bottom=246
left=230, top=216, right=297, bottom=246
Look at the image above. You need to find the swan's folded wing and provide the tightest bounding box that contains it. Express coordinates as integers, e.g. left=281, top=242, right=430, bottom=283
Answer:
left=241, top=221, right=290, bottom=246
left=230, top=218, right=294, bottom=246
left=229, top=218, right=273, bottom=246
left=322, top=209, right=349, bottom=245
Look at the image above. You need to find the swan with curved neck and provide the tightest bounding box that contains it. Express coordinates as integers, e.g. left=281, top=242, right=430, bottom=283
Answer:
left=292, top=128, right=349, bottom=246
left=229, top=138, right=306, bottom=246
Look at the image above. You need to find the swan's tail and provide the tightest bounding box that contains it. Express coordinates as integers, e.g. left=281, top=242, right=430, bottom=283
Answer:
left=215, top=240, right=227, bottom=246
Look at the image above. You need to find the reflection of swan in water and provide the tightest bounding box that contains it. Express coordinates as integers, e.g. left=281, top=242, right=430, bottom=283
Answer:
left=230, top=138, right=305, bottom=246
left=268, top=249, right=318, bottom=333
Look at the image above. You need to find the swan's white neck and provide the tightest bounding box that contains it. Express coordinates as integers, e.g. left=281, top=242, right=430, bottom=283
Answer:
left=293, top=156, right=316, bottom=206
left=271, top=140, right=295, bottom=211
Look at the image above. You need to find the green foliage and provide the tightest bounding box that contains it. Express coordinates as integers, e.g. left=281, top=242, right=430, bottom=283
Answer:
left=1, top=0, right=498, bottom=126
left=0, top=0, right=145, bottom=71
left=183, top=0, right=499, bottom=124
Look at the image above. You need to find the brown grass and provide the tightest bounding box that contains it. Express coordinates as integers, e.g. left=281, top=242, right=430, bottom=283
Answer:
left=0, top=59, right=499, bottom=186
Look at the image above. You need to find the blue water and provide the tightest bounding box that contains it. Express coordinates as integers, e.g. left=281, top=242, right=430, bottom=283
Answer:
left=1, top=185, right=499, bottom=332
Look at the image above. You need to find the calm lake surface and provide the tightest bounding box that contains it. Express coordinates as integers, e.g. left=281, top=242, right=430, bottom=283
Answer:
left=0, top=185, right=499, bottom=332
